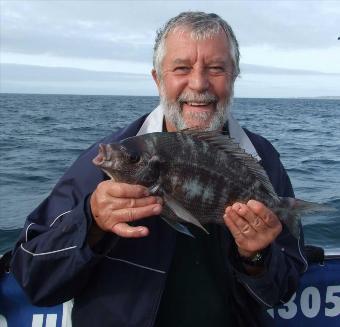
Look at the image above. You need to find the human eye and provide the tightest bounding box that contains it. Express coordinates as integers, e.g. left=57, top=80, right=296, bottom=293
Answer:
left=173, top=66, right=191, bottom=74
left=208, top=66, right=225, bottom=74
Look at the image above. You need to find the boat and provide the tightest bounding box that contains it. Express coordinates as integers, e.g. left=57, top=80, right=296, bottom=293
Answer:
left=262, top=248, right=340, bottom=326
left=1, top=245, right=339, bottom=326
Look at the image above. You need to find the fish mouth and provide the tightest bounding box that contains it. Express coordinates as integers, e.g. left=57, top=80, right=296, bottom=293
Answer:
left=93, top=143, right=111, bottom=166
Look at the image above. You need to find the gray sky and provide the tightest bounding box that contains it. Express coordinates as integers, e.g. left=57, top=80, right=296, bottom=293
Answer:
left=1, top=0, right=339, bottom=97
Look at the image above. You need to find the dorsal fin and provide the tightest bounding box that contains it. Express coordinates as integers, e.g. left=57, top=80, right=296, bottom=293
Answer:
left=179, top=130, right=279, bottom=200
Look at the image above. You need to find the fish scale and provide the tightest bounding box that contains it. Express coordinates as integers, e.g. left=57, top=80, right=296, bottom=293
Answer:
left=161, top=163, right=226, bottom=223
left=93, top=130, right=333, bottom=238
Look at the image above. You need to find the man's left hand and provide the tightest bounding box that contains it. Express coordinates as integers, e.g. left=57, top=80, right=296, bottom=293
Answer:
left=224, top=200, right=282, bottom=258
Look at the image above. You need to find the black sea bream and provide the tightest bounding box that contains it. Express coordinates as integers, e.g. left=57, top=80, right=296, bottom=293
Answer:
left=93, top=130, right=328, bottom=238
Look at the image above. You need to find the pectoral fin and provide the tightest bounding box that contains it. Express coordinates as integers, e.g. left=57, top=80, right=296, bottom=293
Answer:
left=163, top=192, right=209, bottom=234
left=148, top=183, right=161, bottom=194
left=161, top=217, right=195, bottom=238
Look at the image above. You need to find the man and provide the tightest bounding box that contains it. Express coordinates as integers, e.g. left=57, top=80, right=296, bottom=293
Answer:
left=11, top=12, right=307, bottom=326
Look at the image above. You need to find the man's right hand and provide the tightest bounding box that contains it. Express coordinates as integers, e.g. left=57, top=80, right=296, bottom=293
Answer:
left=90, top=181, right=163, bottom=239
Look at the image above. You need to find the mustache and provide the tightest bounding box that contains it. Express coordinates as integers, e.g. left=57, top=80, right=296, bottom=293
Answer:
left=177, top=91, right=218, bottom=104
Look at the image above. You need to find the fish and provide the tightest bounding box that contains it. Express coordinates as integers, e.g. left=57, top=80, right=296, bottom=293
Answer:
left=92, top=130, right=332, bottom=238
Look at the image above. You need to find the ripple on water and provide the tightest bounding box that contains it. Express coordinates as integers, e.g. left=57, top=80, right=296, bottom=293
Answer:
left=1, top=95, right=339, bottom=252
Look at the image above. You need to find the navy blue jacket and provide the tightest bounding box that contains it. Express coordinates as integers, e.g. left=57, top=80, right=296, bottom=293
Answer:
left=11, top=115, right=307, bottom=327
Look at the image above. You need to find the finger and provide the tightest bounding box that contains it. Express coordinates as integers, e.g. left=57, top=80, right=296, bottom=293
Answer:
left=225, top=206, right=255, bottom=236
left=247, top=200, right=281, bottom=229
left=107, top=182, right=150, bottom=198
left=112, top=203, right=162, bottom=223
left=112, top=222, right=149, bottom=238
left=224, top=207, right=244, bottom=240
left=225, top=208, right=267, bottom=255
left=112, top=196, right=163, bottom=209
left=232, top=202, right=266, bottom=232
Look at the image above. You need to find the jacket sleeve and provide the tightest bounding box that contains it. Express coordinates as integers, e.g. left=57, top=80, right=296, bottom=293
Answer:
left=233, top=224, right=307, bottom=307
left=10, top=142, right=118, bottom=306
left=230, top=133, right=308, bottom=308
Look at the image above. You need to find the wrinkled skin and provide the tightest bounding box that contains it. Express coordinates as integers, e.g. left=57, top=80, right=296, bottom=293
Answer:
left=90, top=29, right=283, bottom=265
left=224, top=200, right=282, bottom=258
left=90, top=182, right=162, bottom=240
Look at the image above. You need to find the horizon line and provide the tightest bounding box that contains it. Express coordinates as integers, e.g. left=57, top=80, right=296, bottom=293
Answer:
left=1, top=92, right=339, bottom=100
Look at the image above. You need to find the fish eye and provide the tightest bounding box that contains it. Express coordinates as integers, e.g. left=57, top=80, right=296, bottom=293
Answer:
left=128, top=152, right=141, bottom=164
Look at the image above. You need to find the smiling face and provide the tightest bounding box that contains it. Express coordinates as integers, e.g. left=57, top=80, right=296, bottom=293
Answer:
left=152, top=28, right=235, bottom=131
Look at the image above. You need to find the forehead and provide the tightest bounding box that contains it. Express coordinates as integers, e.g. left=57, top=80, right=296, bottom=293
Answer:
left=163, top=28, right=231, bottom=63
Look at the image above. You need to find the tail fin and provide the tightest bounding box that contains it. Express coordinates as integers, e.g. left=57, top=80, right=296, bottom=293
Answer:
left=276, top=197, right=337, bottom=239
left=279, top=197, right=337, bottom=214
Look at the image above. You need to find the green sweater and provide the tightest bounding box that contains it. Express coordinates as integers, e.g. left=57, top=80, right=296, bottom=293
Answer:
left=155, top=225, right=234, bottom=326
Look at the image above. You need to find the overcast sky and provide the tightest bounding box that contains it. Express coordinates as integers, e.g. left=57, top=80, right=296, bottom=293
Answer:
left=1, top=0, right=339, bottom=97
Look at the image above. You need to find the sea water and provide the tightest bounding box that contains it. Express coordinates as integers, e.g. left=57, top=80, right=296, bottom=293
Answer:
left=0, top=94, right=339, bottom=253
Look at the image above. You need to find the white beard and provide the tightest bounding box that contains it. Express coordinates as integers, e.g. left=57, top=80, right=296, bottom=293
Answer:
left=160, top=88, right=233, bottom=131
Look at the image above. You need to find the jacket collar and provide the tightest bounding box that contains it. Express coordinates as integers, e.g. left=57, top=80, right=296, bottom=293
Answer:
left=136, top=104, right=261, bottom=161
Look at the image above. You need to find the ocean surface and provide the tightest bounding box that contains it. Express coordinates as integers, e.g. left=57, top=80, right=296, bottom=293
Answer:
left=0, top=93, right=339, bottom=254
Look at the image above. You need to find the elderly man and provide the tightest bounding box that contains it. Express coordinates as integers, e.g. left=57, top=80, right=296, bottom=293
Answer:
left=11, top=12, right=307, bottom=327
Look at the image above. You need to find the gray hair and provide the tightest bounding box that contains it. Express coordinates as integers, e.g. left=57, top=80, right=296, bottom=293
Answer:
left=153, top=11, right=240, bottom=79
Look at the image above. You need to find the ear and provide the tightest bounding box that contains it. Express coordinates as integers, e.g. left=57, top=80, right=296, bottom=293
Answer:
left=151, top=69, right=161, bottom=89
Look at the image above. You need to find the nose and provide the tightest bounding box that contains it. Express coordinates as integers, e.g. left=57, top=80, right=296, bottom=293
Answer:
left=188, top=68, right=209, bottom=92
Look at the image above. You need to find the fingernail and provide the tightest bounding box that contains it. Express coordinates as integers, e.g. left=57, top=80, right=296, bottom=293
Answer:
left=144, top=189, right=150, bottom=196
left=156, top=197, right=163, bottom=204
left=138, top=227, right=148, bottom=236
left=153, top=204, right=162, bottom=214
left=232, top=203, right=239, bottom=210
